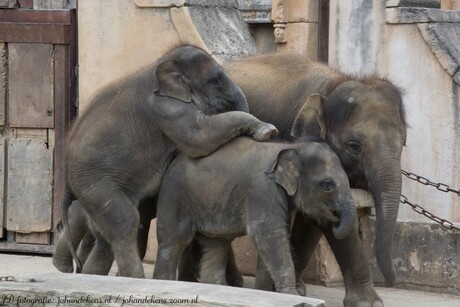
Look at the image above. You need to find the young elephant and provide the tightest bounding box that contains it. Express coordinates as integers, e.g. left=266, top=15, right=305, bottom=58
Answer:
left=61, top=45, right=278, bottom=278
left=153, top=137, right=357, bottom=294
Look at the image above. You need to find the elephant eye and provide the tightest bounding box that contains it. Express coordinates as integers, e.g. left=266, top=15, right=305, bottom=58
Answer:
left=209, top=75, right=222, bottom=86
left=321, top=180, right=335, bottom=192
left=347, top=141, right=362, bottom=156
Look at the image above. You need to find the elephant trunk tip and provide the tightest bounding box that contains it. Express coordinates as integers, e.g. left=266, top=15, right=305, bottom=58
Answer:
left=331, top=198, right=357, bottom=240
left=332, top=221, right=351, bottom=240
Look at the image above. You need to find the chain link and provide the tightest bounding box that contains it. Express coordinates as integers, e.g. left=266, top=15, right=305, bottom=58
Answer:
left=0, top=276, right=17, bottom=282
left=401, top=170, right=460, bottom=196
left=400, top=195, right=460, bottom=231
left=400, top=170, right=460, bottom=231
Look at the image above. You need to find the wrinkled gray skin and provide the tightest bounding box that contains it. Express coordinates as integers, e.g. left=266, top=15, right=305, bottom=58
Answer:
left=52, top=199, right=155, bottom=273
left=53, top=201, right=94, bottom=273
left=61, top=45, right=278, bottom=278
left=153, top=137, right=357, bottom=295
left=224, top=53, right=406, bottom=306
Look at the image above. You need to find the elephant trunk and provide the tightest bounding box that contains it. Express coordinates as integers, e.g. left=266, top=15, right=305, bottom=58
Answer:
left=366, top=157, right=402, bottom=287
left=332, top=193, right=357, bottom=240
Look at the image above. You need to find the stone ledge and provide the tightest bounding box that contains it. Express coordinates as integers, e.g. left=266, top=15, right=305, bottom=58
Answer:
left=386, top=7, right=460, bottom=23
left=418, top=23, right=460, bottom=84
left=238, top=0, right=272, bottom=24
left=386, top=0, right=441, bottom=8
left=0, top=272, right=326, bottom=307
left=135, top=0, right=238, bottom=8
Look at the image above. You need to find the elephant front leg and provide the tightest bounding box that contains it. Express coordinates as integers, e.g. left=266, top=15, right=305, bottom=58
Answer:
left=290, top=212, right=324, bottom=296
left=321, top=224, right=383, bottom=307
left=153, top=243, right=186, bottom=280
left=160, top=110, right=278, bottom=158
left=153, top=219, right=195, bottom=280
left=250, top=226, right=297, bottom=295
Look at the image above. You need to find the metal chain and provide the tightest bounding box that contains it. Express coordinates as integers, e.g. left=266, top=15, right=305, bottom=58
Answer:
left=401, top=169, right=460, bottom=231
left=401, top=169, right=460, bottom=196
left=400, top=195, right=460, bottom=231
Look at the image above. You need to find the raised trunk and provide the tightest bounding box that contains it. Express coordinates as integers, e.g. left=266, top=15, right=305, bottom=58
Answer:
left=332, top=193, right=357, bottom=239
left=366, top=158, right=402, bottom=287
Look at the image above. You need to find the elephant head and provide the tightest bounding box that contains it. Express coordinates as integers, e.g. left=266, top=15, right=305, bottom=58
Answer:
left=153, top=46, right=249, bottom=115
left=267, top=142, right=357, bottom=240
left=291, top=79, right=407, bottom=286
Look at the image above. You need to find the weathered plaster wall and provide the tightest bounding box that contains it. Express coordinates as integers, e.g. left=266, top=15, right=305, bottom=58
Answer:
left=378, top=23, right=460, bottom=224
left=78, top=1, right=180, bottom=112
left=78, top=0, right=256, bottom=112
left=329, top=0, right=385, bottom=75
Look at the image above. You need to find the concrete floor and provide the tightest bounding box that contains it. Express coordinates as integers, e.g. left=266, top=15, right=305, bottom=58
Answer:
left=1, top=253, right=459, bottom=307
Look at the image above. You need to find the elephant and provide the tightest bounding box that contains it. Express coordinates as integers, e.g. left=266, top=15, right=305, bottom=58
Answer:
left=153, top=136, right=358, bottom=295
left=223, top=53, right=406, bottom=305
left=60, top=45, right=278, bottom=278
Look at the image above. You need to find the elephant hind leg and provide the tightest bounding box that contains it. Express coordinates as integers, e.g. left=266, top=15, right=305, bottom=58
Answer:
left=195, top=235, right=230, bottom=286
left=82, top=226, right=113, bottom=275
left=76, top=230, right=96, bottom=266
left=52, top=229, right=76, bottom=273
left=79, top=189, right=144, bottom=278
left=178, top=239, right=201, bottom=282
left=52, top=202, right=90, bottom=273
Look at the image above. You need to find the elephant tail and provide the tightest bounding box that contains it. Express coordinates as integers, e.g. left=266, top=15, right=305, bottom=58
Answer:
left=61, top=185, right=82, bottom=273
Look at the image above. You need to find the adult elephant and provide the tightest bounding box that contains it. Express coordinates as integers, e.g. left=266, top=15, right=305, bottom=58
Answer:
left=61, top=45, right=277, bottom=278
left=224, top=53, right=406, bottom=299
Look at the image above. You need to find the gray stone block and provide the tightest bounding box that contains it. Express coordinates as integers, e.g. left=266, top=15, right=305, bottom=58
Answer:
left=418, top=23, right=460, bottom=84
left=368, top=219, right=460, bottom=295
left=188, top=6, right=257, bottom=61
left=386, top=7, right=460, bottom=23
left=0, top=273, right=326, bottom=307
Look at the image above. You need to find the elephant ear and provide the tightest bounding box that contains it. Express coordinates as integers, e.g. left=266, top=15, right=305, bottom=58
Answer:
left=152, top=59, right=192, bottom=103
left=266, top=149, right=300, bottom=196
left=291, top=94, right=326, bottom=139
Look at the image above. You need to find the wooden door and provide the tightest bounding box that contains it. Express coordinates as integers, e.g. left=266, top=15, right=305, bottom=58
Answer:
left=0, top=8, right=76, bottom=253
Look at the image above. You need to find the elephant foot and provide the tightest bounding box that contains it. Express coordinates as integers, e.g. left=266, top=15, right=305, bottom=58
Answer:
left=280, top=286, right=299, bottom=296
left=52, top=257, right=74, bottom=273
left=251, top=123, right=278, bottom=141
left=344, top=287, right=383, bottom=307
left=295, top=271, right=307, bottom=296
left=226, top=268, right=243, bottom=287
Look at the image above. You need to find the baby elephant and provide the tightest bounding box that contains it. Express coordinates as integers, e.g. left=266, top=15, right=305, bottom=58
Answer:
left=153, top=137, right=357, bottom=294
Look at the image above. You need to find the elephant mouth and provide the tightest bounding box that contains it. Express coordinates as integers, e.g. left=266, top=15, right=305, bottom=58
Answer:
left=325, top=206, right=341, bottom=224
left=330, top=208, right=341, bottom=223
